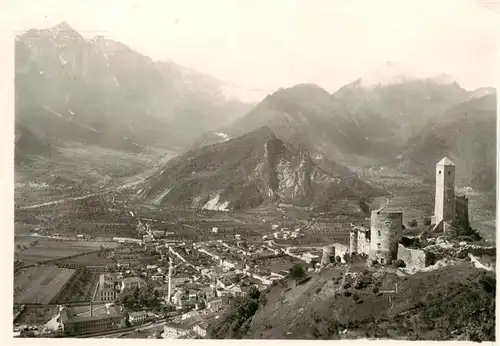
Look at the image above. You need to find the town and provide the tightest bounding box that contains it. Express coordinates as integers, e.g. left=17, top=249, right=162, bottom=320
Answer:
left=13, top=157, right=495, bottom=338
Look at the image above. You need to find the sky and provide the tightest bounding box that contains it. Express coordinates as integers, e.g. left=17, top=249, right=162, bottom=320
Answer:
left=4, top=0, right=500, bottom=102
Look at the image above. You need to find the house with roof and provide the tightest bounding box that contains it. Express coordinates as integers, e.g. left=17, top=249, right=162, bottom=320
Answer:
left=128, top=311, right=147, bottom=325
left=120, top=277, right=146, bottom=292
left=94, top=273, right=121, bottom=302
left=45, top=303, right=126, bottom=336
left=207, top=296, right=224, bottom=312
left=197, top=286, right=216, bottom=300
left=192, top=319, right=213, bottom=338
left=171, top=276, right=191, bottom=288
left=162, top=322, right=191, bottom=339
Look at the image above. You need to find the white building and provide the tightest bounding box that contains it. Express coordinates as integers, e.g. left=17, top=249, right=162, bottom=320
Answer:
left=95, top=274, right=120, bottom=302
left=128, top=311, right=147, bottom=325
left=163, top=323, right=190, bottom=339
left=121, top=277, right=146, bottom=292
left=207, top=297, right=224, bottom=312
left=193, top=323, right=208, bottom=337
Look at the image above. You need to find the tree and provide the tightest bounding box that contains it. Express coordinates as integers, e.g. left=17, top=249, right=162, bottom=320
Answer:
left=247, top=286, right=260, bottom=300
left=394, top=259, right=406, bottom=268
left=289, top=264, right=306, bottom=284
left=343, top=252, right=351, bottom=263
left=408, top=219, right=418, bottom=228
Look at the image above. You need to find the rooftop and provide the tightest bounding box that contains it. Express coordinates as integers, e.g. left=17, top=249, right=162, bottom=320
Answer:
left=65, top=305, right=123, bottom=323
left=437, top=156, right=455, bottom=166
left=207, top=296, right=223, bottom=303
left=122, top=277, right=146, bottom=284
left=164, top=322, right=192, bottom=331
left=129, top=311, right=146, bottom=317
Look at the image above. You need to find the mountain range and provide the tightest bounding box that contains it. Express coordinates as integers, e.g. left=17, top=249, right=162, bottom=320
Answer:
left=194, top=80, right=496, bottom=191
left=15, top=22, right=252, bottom=158
left=15, top=22, right=497, bottom=209
left=397, top=93, right=497, bottom=191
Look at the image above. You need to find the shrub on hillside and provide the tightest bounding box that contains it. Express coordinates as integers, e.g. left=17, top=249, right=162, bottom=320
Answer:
left=394, top=259, right=406, bottom=268
left=408, top=219, right=418, bottom=227
left=209, top=288, right=263, bottom=339
left=354, top=272, right=374, bottom=290
left=343, top=253, right=351, bottom=263
left=419, top=273, right=495, bottom=341
left=289, top=264, right=307, bottom=285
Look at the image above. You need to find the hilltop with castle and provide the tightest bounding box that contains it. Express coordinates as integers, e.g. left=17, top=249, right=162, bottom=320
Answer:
left=341, top=156, right=493, bottom=272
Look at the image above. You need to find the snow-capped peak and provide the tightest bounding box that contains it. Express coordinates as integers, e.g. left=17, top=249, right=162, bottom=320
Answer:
left=214, top=132, right=231, bottom=141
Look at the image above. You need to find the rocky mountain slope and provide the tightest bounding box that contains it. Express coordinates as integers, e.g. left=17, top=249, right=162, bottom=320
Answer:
left=397, top=93, right=497, bottom=191
left=15, top=22, right=252, bottom=160
left=193, top=77, right=473, bottom=167
left=137, top=127, right=385, bottom=211
left=14, top=123, right=56, bottom=165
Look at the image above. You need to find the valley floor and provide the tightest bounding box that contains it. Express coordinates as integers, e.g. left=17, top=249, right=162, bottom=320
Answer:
left=15, top=143, right=176, bottom=207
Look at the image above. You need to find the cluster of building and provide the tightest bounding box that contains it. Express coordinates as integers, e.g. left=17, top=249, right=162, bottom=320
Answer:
left=262, top=226, right=304, bottom=241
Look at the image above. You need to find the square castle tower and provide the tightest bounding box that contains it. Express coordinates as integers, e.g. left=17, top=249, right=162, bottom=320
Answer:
left=432, top=157, right=456, bottom=225
left=431, top=156, right=469, bottom=231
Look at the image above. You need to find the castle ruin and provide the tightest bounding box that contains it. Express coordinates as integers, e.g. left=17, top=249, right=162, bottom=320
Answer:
left=348, top=156, right=469, bottom=267
left=349, top=225, right=370, bottom=256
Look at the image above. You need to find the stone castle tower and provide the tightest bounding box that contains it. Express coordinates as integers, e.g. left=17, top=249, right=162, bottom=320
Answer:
left=432, top=157, right=456, bottom=225
left=369, top=209, right=403, bottom=264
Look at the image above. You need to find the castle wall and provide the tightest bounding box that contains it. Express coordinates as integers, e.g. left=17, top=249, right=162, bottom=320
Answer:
left=357, top=229, right=370, bottom=256
left=332, top=243, right=349, bottom=263
left=349, top=230, right=358, bottom=254
left=350, top=226, right=370, bottom=256
left=455, top=195, right=469, bottom=228
left=397, top=244, right=428, bottom=270
left=369, top=210, right=403, bottom=264
left=321, top=245, right=335, bottom=266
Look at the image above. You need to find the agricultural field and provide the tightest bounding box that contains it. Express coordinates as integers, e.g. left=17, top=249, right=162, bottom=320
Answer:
left=467, top=192, right=496, bottom=244
left=14, top=265, right=76, bottom=304
left=15, top=306, right=60, bottom=325
left=54, top=269, right=100, bottom=303
left=14, top=236, right=118, bottom=265
left=15, top=142, right=171, bottom=207
left=56, top=252, right=115, bottom=267
left=253, top=255, right=303, bottom=273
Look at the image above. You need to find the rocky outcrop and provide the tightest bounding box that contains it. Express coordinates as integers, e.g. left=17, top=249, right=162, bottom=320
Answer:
left=137, top=127, right=385, bottom=210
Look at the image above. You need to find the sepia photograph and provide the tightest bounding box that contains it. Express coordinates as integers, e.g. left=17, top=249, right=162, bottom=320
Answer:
left=4, top=0, right=498, bottom=342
